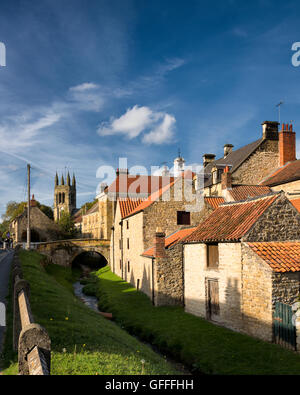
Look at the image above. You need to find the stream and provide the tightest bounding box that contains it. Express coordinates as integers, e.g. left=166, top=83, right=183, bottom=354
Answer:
left=72, top=267, right=192, bottom=375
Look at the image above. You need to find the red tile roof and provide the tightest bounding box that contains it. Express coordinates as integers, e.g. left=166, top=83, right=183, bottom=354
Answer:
left=204, top=197, right=225, bottom=209
left=119, top=198, right=146, bottom=219
left=248, top=242, right=300, bottom=272
left=107, top=174, right=175, bottom=196
left=261, top=160, right=300, bottom=186
left=229, top=185, right=272, bottom=201
left=142, top=227, right=197, bottom=258
left=290, top=198, right=300, bottom=213
left=184, top=194, right=279, bottom=243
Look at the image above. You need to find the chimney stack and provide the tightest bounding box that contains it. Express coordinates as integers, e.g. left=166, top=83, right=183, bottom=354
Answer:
left=154, top=228, right=166, bottom=258
left=262, top=121, right=280, bottom=140
left=224, top=144, right=234, bottom=158
left=221, top=166, right=232, bottom=190
left=203, top=154, right=216, bottom=168
left=279, top=123, right=296, bottom=166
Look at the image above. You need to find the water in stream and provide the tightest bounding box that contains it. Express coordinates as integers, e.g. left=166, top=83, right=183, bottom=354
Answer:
left=73, top=281, right=99, bottom=312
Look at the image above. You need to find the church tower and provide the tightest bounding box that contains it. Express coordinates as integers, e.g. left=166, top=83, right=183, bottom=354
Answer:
left=54, top=171, right=77, bottom=222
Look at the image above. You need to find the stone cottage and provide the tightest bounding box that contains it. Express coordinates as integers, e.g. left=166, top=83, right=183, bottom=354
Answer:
left=10, top=196, right=60, bottom=243
left=183, top=192, right=300, bottom=346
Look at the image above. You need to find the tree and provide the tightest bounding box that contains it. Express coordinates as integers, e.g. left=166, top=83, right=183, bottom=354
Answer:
left=58, top=211, right=77, bottom=239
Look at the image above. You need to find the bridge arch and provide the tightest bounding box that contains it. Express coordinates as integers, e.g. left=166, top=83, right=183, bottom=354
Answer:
left=35, top=239, right=110, bottom=267
left=71, top=250, right=108, bottom=270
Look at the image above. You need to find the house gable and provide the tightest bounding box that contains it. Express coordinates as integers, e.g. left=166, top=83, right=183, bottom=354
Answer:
left=243, top=193, right=300, bottom=242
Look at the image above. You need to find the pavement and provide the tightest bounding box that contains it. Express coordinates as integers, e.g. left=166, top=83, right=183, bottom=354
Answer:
left=0, top=250, right=14, bottom=357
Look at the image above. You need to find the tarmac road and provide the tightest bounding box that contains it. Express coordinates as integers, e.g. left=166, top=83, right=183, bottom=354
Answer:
left=0, top=250, right=14, bottom=357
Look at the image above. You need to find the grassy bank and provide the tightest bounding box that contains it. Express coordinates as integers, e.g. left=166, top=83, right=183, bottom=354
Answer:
left=90, top=266, right=300, bottom=375
left=1, top=250, right=179, bottom=375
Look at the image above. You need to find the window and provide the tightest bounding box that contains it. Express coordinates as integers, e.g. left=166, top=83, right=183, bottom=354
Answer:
left=126, top=220, right=129, bottom=230
left=177, top=211, right=191, bottom=225
left=119, top=259, right=122, bottom=269
left=119, top=239, right=122, bottom=249
left=127, top=238, right=130, bottom=249
left=128, top=261, right=130, bottom=272
left=207, top=243, right=219, bottom=269
left=137, top=279, right=140, bottom=290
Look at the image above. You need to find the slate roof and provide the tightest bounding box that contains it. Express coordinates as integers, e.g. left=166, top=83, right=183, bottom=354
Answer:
left=204, top=139, right=263, bottom=187
left=142, top=227, right=197, bottom=258
left=248, top=242, right=300, bottom=272
left=184, top=194, right=279, bottom=243
left=229, top=185, right=272, bottom=201
left=261, top=160, right=300, bottom=187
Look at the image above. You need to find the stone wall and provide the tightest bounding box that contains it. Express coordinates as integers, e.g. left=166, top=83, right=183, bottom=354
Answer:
left=184, top=242, right=243, bottom=332
left=271, top=179, right=300, bottom=194
left=241, top=243, right=273, bottom=341
left=244, top=194, right=300, bottom=242
left=232, top=139, right=279, bottom=185
left=153, top=243, right=184, bottom=306
left=272, top=272, right=300, bottom=309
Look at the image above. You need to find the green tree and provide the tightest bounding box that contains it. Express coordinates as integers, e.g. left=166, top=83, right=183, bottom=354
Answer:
left=58, top=211, right=77, bottom=239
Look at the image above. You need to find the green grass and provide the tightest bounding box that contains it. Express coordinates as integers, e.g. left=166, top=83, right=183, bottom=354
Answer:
left=91, top=266, right=300, bottom=375
left=1, top=250, right=179, bottom=375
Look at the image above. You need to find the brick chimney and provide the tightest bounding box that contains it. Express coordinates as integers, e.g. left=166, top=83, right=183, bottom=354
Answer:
left=279, top=123, right=296, bottom=166
left=224, top=144, right=234, bottom=158
left=221, top=166, right=232, bottom=190
left=154, top=228, right=166, bottom=258
left=203, top=154, right=216, bottom=168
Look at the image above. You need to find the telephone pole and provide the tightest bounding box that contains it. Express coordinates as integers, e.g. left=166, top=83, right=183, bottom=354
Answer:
left=26, top=164, right=31, bottom=250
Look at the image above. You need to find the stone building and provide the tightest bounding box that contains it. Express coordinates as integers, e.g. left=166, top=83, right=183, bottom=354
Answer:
left=183, top=192, right=300, bottom=344
left=110, top=174, right=224, bottom=300
left=54, top=172, right=77, bottom=222
left=202, top=121, right=295, bottom=196
left=10, top=195, right=60, bottom=243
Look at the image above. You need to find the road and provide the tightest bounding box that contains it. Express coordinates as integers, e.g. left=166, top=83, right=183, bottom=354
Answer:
left=0, top=250, right=14, bottom=356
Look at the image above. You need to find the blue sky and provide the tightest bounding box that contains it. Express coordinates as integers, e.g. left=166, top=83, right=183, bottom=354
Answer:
left=0, top=0, right=300, bottom=216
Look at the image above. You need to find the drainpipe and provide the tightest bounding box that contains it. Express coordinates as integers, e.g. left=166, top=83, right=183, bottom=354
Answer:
left=152, top=258, right=155, bottom=305
left=120, top=221, right=123, bottom=279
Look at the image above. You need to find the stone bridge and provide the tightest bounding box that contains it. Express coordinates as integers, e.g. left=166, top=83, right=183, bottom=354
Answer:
left=35, top=239, right=110, bottom=267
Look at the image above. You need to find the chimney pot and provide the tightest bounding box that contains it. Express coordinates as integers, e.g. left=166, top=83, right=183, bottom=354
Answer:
left=224, top=144, right=234, bottom=158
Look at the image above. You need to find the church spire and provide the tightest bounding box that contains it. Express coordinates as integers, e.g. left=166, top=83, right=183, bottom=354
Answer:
left=61, top=174, right=65, bottom=185
left=67, top=172, right=71, bottom=186
left=55, top=172, right=59, bottom=186
left=72, top=173, right=76, bottom=187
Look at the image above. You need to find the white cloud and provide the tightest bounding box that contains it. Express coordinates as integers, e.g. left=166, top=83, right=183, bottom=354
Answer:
left=142, top=114, right=175, bottom=145
left=69, top=82, right=99, bottom=92
left=97, top=105, right=176, bottom=144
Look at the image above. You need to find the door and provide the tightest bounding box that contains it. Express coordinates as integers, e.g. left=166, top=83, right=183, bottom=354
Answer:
left=207, top=279, right=220, bottom=320
left=273, top=302, right=296, bottom=350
